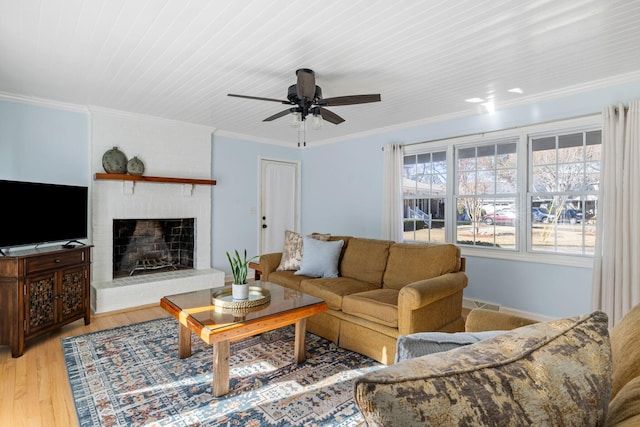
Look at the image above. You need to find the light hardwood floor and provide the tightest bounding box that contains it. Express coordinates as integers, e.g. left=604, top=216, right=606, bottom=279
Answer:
left=0, top=305, right=168, bottom=427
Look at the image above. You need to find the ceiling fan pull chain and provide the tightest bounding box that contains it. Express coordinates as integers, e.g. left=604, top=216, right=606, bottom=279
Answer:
left=298, top=120, right=306, bottom=147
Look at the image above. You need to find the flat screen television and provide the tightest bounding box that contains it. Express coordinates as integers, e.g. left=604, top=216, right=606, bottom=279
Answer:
left=0, top=179, right=88, bottom=249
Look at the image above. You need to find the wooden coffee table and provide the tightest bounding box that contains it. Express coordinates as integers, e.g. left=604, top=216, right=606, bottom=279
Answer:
left=160, top=281, right=327, bottom=397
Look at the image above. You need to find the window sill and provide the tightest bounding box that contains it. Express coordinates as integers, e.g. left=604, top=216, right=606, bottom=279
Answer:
left=459, top=246, right=594, bottom=268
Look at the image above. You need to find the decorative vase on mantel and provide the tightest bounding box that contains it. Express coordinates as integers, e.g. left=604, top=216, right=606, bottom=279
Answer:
left=127, top=156, right=145, bottom=176
left=102, top=146, right=127, bottom=174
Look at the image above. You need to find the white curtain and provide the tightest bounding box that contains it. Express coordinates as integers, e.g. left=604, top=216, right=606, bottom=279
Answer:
left=592, top=100, right=640, bottom=327
left=381, top=143, right=404, bottom=242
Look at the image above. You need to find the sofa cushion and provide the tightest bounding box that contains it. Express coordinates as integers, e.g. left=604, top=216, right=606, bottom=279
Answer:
left=383, top=243, right=461, bottom=290
left=607, top=376, right=640, bottom=427
left=342, top=289, right=399, bottom=328
left=340, top=238, right=393, bottom=286
left=300, top=277, right=378, bottom=310
left=610, top=302, right=640, bottom=399
left=276, top=230, right=330, bottom=271
left=465, top=308, right=538, bottom=332
left=294, top=237, right=344, bottom=278
left=265, top=270, right=308, bottom=291
left=394, top=330, right=507, bottom=363
left=354, top=311, right=612, bottom=427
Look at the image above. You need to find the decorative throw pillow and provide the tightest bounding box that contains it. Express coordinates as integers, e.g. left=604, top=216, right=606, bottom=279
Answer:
left=310, top=232, right=331, bottom=241
left=276, top=231, right=332, bottom=271
left=276, top=230, right=304, bottom=271
left=395, top=330, right=507, bottom=363
left=294, top=236, right=344, bottom=278
left=355, top=311, right=612, bottom=427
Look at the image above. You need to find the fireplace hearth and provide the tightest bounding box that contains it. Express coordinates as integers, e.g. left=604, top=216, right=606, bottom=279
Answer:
left=113, top=218, right=195, bottom=278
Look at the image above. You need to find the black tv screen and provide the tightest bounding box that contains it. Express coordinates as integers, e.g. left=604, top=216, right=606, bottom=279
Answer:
left=0, top=179, right=88, bottom=248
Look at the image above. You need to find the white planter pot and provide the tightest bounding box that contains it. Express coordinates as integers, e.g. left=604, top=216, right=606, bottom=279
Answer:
left=232, top=283, right=249, bottom=300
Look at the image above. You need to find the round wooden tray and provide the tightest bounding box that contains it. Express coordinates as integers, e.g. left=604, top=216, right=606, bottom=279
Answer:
left=211, top=285, right=271, bottom=309
left=214, top=301, right=271, bottom=316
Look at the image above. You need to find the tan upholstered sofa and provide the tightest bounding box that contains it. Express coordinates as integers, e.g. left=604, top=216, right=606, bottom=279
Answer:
left=354, top=305, right=640, bottom=426
left=259, top=236, right=468, bottom=364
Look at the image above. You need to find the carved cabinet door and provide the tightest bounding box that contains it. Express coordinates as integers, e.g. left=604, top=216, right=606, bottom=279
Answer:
left=24, top=272, right=57, bottom=337
left=59, top=265, right=87, bottom=324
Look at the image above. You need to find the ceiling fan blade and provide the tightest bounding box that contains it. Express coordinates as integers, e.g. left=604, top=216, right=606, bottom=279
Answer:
left=321, top=94, right=381, bottom=106
left=263, top=109, right=292, bottom=122
left=228, top=93, right=290, bottom=104
left=296, top=69, right=316, bottom=100
left=319, top=107, right=345, bottom=124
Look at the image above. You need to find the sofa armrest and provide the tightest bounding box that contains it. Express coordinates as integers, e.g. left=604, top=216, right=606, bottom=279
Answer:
left=397, top=271, right=468, bottom=335
left=258, top=252, right=282, bottom=281
left=465, top=309, right=537, bottom=332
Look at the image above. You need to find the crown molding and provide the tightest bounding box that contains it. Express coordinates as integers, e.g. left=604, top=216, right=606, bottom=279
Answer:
left=213, top=129, right=293, bottom=148
left=0, top=91, right=89, bottom=114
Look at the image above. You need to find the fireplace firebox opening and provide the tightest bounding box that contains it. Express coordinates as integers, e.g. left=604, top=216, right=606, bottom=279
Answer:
left=113, top=218, right=195, bottom=278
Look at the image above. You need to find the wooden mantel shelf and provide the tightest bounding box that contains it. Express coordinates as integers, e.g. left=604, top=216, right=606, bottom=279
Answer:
left=95, top=173, right=216, bottom=185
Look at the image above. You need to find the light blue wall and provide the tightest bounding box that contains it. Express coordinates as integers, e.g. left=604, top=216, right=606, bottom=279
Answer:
left=463, top=257, right=593, bottom=318
left=0, top=100, right=89, bottom=186
left=211, top=134, right=301, bottom=274
left=300, top=81, right=640, bottom=319
left=300, top=137, right=385, bottom=238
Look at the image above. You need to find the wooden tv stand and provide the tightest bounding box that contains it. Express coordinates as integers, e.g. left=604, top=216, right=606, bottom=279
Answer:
left=0, top=245, right=92, bottom=357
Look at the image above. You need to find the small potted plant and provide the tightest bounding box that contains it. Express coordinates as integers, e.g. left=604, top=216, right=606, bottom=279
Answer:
left=226, top=249, right=257, bottom=300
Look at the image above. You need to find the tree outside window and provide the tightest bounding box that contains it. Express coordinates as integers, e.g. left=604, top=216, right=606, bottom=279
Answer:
left=529, top=130, right=600, bottom=255
left=456, top=141, right=518, bottom=249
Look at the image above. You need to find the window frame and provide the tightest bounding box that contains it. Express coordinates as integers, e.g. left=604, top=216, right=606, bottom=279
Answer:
left=454, top=137, right=520, bottom=251
left=402, top=150, right=448, bottom=243
left=402, top=115, right=601, bottom=268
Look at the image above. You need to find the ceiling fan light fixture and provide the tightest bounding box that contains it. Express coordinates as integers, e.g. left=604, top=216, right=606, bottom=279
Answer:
left=290, top=112, right=301, bottom=127
left=312, top=112, right=322, bottom=129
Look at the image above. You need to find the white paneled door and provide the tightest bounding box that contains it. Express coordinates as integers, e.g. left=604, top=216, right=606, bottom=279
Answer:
left=260, top=159, right=300, bottom=255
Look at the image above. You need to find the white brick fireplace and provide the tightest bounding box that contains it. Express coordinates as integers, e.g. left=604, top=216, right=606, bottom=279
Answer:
left=90, top=108, right=223, bottom=313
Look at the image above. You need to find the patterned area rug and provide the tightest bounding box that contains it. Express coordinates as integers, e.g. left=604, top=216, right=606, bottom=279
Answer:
left=62, top=317, right=383, bottom=426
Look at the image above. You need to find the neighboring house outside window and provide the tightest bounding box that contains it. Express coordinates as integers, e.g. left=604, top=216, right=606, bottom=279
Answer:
left=403, top=151, right=447, bottom=243
left=401, top=116, right=601, bottom=265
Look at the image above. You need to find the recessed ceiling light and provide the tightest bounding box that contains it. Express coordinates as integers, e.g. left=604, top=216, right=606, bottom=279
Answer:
left=508, top=88, right=523, bottom=94
left=465, top=97, right=485, bottom=103
left=482, top=101, right=495, bottom=114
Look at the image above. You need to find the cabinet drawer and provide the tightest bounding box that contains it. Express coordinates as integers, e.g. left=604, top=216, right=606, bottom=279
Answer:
left=25, top=251, right=86, bottom=274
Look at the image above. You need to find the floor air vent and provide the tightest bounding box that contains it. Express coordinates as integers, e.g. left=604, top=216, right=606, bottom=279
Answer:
left=463, top=298, right=501, bottom=312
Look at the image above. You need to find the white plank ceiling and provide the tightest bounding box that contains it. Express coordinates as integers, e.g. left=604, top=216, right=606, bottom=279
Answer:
left=1, top=0, right=639, bottom=145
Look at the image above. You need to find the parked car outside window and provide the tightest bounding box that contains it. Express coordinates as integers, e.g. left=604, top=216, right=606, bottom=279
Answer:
left=531, top=207, right=552, bottom=223
left=555, top=208, right=584, bottom=224
left=482, top=210, right=516, bottom=226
